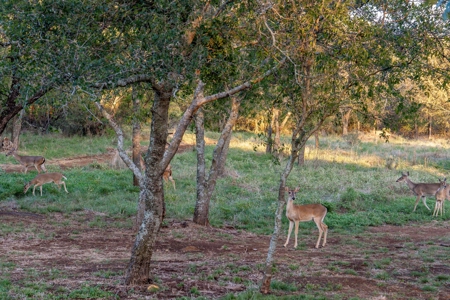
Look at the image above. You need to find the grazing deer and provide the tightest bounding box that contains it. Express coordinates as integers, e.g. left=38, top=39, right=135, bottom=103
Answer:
left=396, top=172, right=441, bottom=212
left=284, top=187, right=328, bottom=249
left=6, top=148, right=47, bottom=174
left=433, top=178, right=449, bottom=217
left=24, top=173, right=68, bottom=196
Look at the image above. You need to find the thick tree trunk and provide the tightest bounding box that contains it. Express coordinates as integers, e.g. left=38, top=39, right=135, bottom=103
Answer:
left=124, top=87, right=171, bottom=285
left=132, top=88, right=142, bottom=187
left=194, top=95, right=241, bottom=225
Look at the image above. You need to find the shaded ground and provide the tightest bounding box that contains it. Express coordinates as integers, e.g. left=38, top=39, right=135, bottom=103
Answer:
left=1, top=211, right=450, bottom=299
left=1, top=148, right=450, bottom=299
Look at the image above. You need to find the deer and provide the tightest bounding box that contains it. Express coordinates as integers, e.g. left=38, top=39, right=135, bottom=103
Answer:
left=163, top=164, right=176, bottom=190
left=433, top=178, right=449, bottom=217
left=24, top=173, right=68, bottom=196
left=396, top=171, right=442, bottom=212
left=283, top=186, right=328, bottom=249
left=6, top=148, right=47, bottom=174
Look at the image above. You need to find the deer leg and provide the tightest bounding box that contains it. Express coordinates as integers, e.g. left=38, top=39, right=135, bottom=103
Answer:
left=41, top=164, right=47, bottom=173
left=422, top=196, right=431, bottom=211
left=32, top=185, right=37, bottom=196
left=39, top=185, right=43, bottom=196
left=169, top=176, right=176, bottom=190
left=413, top=195, right=421, bottom=212
left=313, top=218, right=324, bottom=249
left=61, top=181, right=68, bottom=193
left=321, top=222, right=328, bottom=247
left=294, top=221, right=300, bottom=248
left=433, top=201, right=439, bottom=217
left=34, top=165, right=40, bottom=173
left=284, top=221, right=294, bottom=247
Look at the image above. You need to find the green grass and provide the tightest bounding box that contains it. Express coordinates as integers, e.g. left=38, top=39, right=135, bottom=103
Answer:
left=2, top=131, right=449, bottom=232
left=2, top=131, right=450, bottom=298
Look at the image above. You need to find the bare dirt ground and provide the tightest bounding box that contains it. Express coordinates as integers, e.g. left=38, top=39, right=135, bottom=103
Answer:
left=1, top=149, right=450, bottom=299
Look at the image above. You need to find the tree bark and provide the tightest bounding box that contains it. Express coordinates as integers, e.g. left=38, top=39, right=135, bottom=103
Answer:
left=132, top=87, right=142, bottom=187
left=273, top=108, right=280, bottom=155
left=193, top=95, right=241, bottom=225
left=11, top=109, right=25, bottom=150
left=341, top=107, right=352, bottom=136
left=124, top=86, right=170, bottom=285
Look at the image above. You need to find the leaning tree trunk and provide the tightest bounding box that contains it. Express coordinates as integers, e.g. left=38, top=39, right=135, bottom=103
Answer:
left=132, top=87, right=142, bottom=187
left=124, top=87, right=171, bottom=285
left=260, top=129, right=306, bottom=294
left=193, top=95, right=241, bottom=225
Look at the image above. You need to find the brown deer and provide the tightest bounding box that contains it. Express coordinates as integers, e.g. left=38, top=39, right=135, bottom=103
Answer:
left=6, top=148, right=47, bottom=174
left=396, top=172, right=441, bottom=212
left=433, top=178, right=449, bottom=217
left=24, top=173, right=68, bottom=196
left=284, top=187, right=328, bottom=249
left=163, top=164, right=176, bottom=190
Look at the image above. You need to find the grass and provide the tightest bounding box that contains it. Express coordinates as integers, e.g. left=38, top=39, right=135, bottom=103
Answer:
left=1, top=130, right=450, bottom=298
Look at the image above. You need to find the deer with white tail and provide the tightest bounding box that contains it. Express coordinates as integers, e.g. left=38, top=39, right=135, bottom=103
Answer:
left=6, top=148, right=47, bottom=174
left=284, top=187, right=328, bottom=249
left=24, top=173, right=69, bottom=196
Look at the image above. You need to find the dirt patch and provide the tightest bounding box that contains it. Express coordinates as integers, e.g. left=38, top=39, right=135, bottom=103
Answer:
left=1, top=211, right=450, bottom=299
left=0, top=143, right=194, bottom=173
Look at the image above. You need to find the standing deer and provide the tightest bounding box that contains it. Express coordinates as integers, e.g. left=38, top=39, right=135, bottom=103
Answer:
left=396, top=172, right=441, bottom=212
left=24, top=173, right=68, bottom=196
left=433, top=178, right=449, bottom=217
left=284, top=187, right=328, bottom=249
left=6, top=148, right=47, bottom=174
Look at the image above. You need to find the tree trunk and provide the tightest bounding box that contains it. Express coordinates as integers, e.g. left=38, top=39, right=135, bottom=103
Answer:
left=273, top=108, right=280, bottom=155
left=217, top=131, right=231, bottom=177
left=194, top=107, right=208, bottom=225
left=11, top=109, right=25, bottom=150
left=124, top=87, right=171, bottom=285
left=194, top=95, right=241, bottom=225
left=297, top=145, right=305, bottom=166
left=266, top=109, right=273, bottom=154
left=314, top=132, right=319, bottom=149
left=428, top=115, right=432, bottom=139
left=132, top=87, right=142, bottom=187
left=261, top=129, right=307, bottom=294
left=341, top=107, right=352, bottom=136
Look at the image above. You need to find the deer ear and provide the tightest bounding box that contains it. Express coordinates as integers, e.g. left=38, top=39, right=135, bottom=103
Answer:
left=284, top=186, right=289, bottom=192
left=294, top=187, right=300, bottom=192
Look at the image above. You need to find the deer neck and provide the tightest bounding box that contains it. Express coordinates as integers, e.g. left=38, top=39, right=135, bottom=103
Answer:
left=404, top=177, right=417, bottom=190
